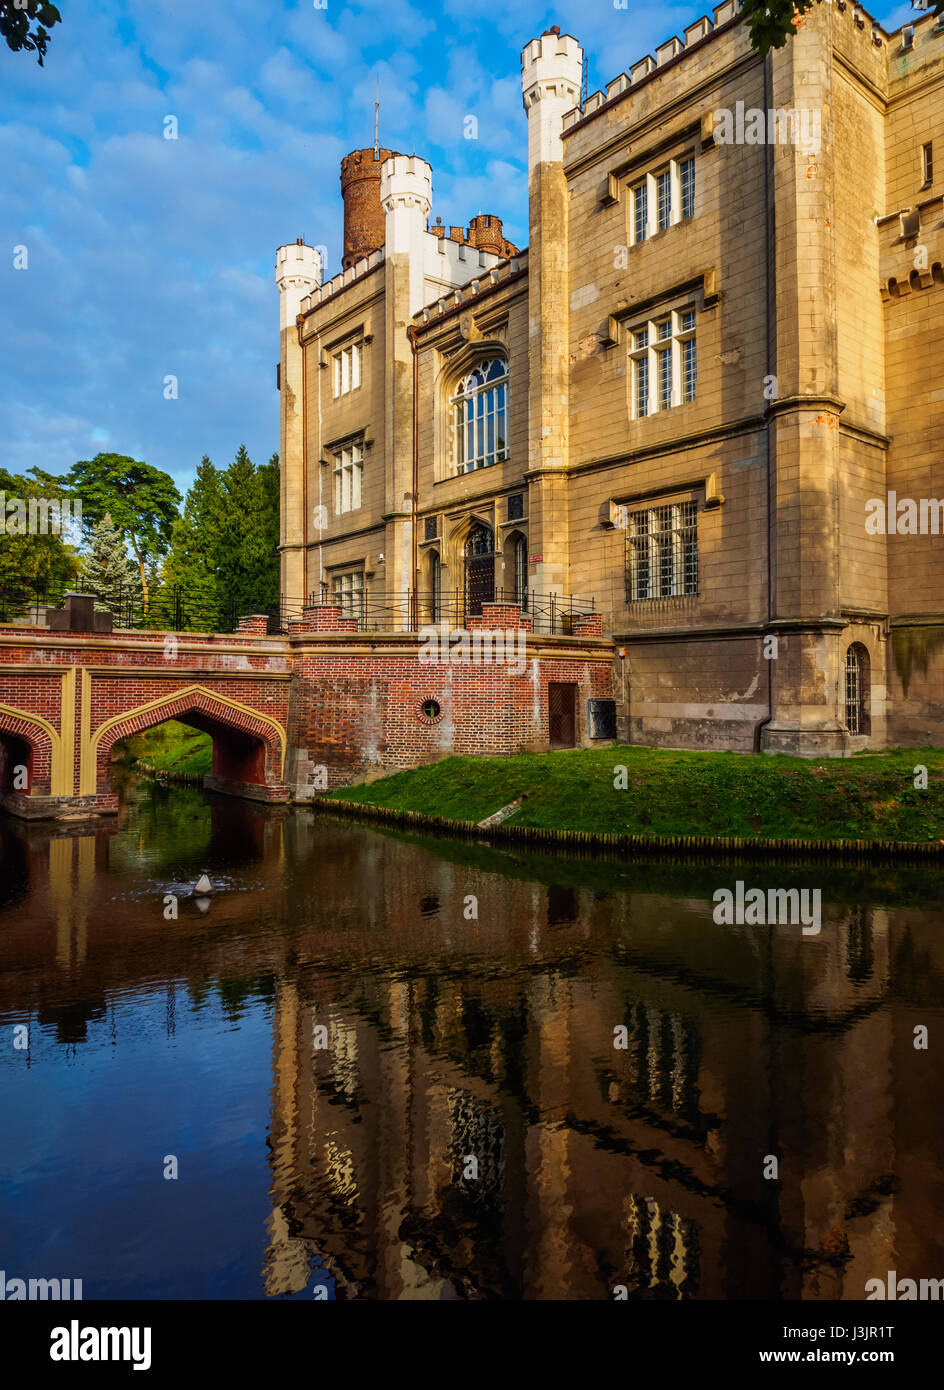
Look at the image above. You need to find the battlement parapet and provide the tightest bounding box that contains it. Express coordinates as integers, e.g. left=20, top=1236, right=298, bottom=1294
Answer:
left=412, top=250, right=529, bottom=326
left=301, top=247, right=384, bottom=314
left=563, top=0, right=939, bottom=139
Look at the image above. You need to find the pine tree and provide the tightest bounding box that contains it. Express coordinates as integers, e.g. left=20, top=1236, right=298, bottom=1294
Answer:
left=164, top=455, right=225, bottom=624
left=80, top=512, right=140, bottom=615
left=217, top=445, right=280, bottom=618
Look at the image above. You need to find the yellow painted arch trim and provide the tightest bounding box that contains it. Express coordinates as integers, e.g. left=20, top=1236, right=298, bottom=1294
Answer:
left=84, top=683, right=287, bottom=795
left=0, top=700, right=71, bottom=796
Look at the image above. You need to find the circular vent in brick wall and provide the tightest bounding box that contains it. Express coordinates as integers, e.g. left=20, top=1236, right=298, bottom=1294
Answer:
left=418, top=698, right=443, bottom=725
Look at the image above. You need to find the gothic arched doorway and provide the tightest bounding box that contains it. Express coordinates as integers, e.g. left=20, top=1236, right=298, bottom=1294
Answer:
left=464, top=522, right=495, bottom=617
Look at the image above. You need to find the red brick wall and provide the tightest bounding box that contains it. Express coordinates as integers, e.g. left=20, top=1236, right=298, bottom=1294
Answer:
left=0, top=616, right=614, bottom=808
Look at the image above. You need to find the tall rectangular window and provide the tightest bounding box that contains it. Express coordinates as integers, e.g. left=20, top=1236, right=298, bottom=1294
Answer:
left=683, top=338, right=697, bottom=403
left=680, top=309, right=697, bottom=402
left=635, top=357, right=649, bottom=418
left=922, top=142, right=934, bottom=187
left=332, top=342, right=362, bottom=398
left=680, top=157, right=695, bottom=219
left=631, top=327, right=649, bottom=418
left=657, top=169, right=672, bottom=230
left=630, top=308, right=696, bottom=417
left=658, top=347, right=673, bottom=411
left=627, top=501, right=698, bottom=601
left=633, top=183, right=648, bottom=244
left=333, top=442, right=363, bottom=514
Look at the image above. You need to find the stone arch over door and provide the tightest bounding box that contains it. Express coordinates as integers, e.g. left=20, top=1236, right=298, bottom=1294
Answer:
left=445, top=512, right=496, bottom=619
left=88, top=685, right=286, bottom=796
left=463, top=519, right=496, bottom=617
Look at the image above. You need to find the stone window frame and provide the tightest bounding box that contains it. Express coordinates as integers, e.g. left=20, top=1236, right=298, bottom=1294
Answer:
left=330, top=335, right=364, bottom=399
left=333, top=438, right=364, bottom=515
left=628, top=152, right=696, bottom=247
left=628, top=303, right=697, bottom=420
left=622, top=497, right=699, bottom=603
left=330, top=566, right=365, bottom=621
left=450, top=357, right=510, bottom=474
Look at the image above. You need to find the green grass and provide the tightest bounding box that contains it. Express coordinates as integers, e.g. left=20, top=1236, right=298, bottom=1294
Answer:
left=325, top=746, right=944, bottom=843
left=116, top=720, right=213, bottom=778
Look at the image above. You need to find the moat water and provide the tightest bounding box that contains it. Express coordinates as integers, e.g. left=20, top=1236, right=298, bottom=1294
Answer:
left=1, top=776, right=942, bottom=1300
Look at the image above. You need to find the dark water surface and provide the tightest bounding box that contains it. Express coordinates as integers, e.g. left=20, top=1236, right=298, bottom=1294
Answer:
left=1, top=777, right=943, bottom=1300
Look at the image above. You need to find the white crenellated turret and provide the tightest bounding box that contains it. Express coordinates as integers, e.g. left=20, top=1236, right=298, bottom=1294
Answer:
left=380, top=155, right=433, bottom=316
left=276, top=241, right=322, bottom=331
left=521, top=28, right=583, bottom=168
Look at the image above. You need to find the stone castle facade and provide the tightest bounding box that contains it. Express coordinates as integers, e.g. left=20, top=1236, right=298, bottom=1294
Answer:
left=276, top=1, right=944, bottom=757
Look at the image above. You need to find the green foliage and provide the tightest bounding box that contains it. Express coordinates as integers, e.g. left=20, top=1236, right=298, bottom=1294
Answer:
left=329, top=745, right=944, bottom=845
left=117, top=720, right=212, bottom=777
left=164, top=454, right=225, bottom=605
left=0, top=465, right=80, bottom=593
left=742, top=2, right=943, bottom=57
left=37, top=453, right=181, bottom=602
left=742, top=0, right=815, bottom=55
left=164, top=447, right=280, bottom=618
left=80, top=512, right=141, bottom=605
left=217, top=445, right=281, bottom=615
left=0, top=1, right=61, bottom=65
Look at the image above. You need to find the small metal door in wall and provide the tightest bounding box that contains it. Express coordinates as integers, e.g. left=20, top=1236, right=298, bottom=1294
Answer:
left=548, top=682, right=577, bottom=748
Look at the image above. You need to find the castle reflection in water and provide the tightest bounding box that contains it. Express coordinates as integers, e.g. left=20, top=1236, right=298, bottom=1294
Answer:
left=2, top=787, right=942, bottom=1300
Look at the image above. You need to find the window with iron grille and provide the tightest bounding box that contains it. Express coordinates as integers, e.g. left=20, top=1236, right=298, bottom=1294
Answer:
left=628, top=154, right=696, bottom=246
left=629, top=308, right=697, bottom=417
left=451, top=358, right=509, bottom=472
left=507, top=492, right=524, bottom=521
left=332, top=568, right=364, bottom=620
left=844, top=643, right=870, bottom=735
left=626, top=501, right=698, bottom=601
left=424, top=514, right=438, bottom=541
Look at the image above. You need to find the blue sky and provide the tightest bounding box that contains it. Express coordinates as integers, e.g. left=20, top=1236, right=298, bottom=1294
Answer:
left=1, top=0, right=916, bottom=498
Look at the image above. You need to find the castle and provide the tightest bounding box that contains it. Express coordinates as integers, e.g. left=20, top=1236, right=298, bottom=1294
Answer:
left=276, top=1, right=944, bottom=759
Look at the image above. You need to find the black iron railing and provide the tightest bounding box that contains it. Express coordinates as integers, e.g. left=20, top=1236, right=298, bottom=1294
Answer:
left=0, top=581, right=282, bottom=635
left=307, top=587, right=598, bottom=636
left=0, top=582, right=599, bottom=638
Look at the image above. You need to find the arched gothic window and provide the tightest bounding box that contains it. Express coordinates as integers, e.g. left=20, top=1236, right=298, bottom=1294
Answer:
left=452, top=359, right=509, bottom=473
left=844, top=643, right=871, bottom=736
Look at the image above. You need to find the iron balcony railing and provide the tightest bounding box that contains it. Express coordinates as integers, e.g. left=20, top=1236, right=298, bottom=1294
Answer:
left=308, top=587, right=599, bottom=636
left=0, top=582, right=600, bottom=638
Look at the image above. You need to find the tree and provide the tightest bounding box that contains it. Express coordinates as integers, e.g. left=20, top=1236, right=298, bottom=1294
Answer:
left=80, top=512, right=141, bottom=612
left=164, top=455, right=226, bottom=617
left=0, top=465, right=80, bottom=595
left=744, top=0, right=943, bottom=56
left=36, top=454, right=182, bottom=606
left=0, top=1, right=61, bottom=65
left=216, top=445, right=280, bottom=618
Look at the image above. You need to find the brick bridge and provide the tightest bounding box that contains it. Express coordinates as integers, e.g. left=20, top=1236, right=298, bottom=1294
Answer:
left=0, top=596, right=613, bottom=819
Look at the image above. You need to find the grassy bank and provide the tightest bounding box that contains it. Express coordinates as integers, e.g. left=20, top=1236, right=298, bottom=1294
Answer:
left=325, top=746, right=944, bottom=844
left=114, top=720, right=212, bottom=778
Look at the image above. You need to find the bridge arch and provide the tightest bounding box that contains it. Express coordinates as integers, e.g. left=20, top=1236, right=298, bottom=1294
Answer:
left=0, top=704, right=61, bottom=797
left=90, top=685, right=287, bottom=798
